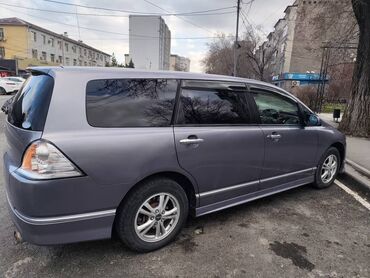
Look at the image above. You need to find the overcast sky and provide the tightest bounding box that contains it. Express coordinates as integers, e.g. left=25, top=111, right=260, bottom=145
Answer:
left=0, top=0, right=293, bottom=72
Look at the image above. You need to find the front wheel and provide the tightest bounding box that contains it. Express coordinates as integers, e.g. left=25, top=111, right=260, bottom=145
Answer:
left=115, top=178, right=189, bottom=252
left=313, top=147, right=340, bottom=189
left=0, top=87, right=6, bottom=95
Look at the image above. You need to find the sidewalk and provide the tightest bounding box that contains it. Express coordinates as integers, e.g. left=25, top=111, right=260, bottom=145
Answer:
left=319, top=113, right=370, bottom=188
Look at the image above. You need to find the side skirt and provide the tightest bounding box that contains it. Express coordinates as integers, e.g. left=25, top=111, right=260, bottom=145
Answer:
left=195, top=176, right=314, bottom=217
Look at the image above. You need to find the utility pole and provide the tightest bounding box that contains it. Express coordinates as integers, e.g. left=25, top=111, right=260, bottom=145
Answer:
left=233, top=0, right=241, bottom=77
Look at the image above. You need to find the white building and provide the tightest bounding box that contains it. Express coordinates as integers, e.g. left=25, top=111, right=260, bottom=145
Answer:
left=170, top=54, right=190, bottom=72
left=129, top=15, right=171, bottom=70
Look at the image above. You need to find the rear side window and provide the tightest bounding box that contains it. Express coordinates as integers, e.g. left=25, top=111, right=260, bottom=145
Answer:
left=7, top=74, right=54, bottom=131
left=178, top=87, right=251, bottom=125
left=86, top=79, right=178, bottom=127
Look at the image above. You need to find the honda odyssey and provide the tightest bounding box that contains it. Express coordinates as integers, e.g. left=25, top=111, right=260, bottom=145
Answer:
left=3, top=67, right=346, bottom=252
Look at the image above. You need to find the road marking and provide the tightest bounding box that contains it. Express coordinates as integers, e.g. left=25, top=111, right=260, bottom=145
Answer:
left=335, top=180, right=370, bottom=211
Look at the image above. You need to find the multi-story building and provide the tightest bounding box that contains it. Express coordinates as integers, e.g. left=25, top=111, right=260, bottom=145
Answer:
left=170, top=54, right=190, bottom=72
left=0, top=17, right=110, bottom=71
left=128, top=15, right=171, bottom=70
left=260, top=0, right=356, bottom=90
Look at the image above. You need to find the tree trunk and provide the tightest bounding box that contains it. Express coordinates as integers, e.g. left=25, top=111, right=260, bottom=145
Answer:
left=339, top=0, right=370, bottom=137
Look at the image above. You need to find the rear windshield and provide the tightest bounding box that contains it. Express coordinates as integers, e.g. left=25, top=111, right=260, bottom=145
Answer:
left=7, top=74, right=54, bottom=131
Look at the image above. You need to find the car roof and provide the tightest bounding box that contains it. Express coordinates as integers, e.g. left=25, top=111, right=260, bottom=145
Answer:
left=28, top=66, right=304, bottom=106
left=29, top=66, right=275, bottom=87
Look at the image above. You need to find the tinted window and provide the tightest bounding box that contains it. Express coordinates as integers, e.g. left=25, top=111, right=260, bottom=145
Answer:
left=86, top=79, right=177, bottom=127
left=252, top=90, right=300, bottom=125
left=178, top=88, right=251, bottom=125
left=8, top=74, right=54, bottom=131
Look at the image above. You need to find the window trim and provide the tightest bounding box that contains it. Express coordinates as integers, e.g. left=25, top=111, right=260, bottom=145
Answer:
left=249, top=85, right=304, bottom=126
left=174, top=80, right=255, bottom=127
left=85, top=78, right=180, bottom=128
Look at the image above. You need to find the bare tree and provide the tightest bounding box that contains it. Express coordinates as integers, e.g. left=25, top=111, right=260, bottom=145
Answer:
left=202, top=27, right=280, bottom=81
left=339, top=0, right=370, bottom=137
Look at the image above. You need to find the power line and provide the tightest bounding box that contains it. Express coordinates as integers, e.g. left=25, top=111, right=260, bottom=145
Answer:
left=142, top=0, right=215, bottom=34
left=0, top=3, right=235, bottom=17
left=41, top=0, right=236, bottom=16
left=0, top=5, right=234, bottom=40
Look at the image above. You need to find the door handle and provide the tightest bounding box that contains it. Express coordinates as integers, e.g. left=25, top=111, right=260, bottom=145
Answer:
left=267, top=133, right=282, bottom=140
left=179, top=138, right=204, bottom=145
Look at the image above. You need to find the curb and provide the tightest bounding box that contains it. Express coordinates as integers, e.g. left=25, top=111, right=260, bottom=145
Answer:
left=345, top=159, right=370, bottom=179
left=343, top=160, right=370, bottom=191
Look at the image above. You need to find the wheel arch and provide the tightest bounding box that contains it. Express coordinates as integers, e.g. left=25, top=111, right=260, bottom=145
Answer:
left=330, top=142, right=345, bottom=169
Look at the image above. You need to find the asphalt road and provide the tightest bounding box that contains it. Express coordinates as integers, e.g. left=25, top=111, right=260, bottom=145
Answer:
left=0, top=95, right=369, bottom=278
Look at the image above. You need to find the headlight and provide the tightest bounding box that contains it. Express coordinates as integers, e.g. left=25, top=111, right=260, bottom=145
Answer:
left=17, top=140, right=83, bottom=180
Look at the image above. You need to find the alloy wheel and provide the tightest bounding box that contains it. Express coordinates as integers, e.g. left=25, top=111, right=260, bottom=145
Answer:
left=134, top=193, right=180, bottom=243
left=321, top=154, right=338, bottom=183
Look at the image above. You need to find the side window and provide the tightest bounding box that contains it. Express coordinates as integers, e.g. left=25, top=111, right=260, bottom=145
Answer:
left=86, top=79, right=178, bottom=127
left=178, top=85, right=251, bottom=125
left=252, top=90, right=300, bottom=125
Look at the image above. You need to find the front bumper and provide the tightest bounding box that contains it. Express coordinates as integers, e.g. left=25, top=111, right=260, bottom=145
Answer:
left=3, top=153, right=116, bottom=245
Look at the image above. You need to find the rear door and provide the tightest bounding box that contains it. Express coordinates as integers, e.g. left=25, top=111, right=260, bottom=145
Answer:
left=174, top=80, right=264, bottom=207
left=249, top=85, right=318, bottom=190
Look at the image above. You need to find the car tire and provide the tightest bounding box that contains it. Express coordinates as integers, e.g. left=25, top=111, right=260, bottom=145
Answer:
left=312, top=147, right=340, bottom=189
left=115, top=177, right=189, bottom=252
left=0, top=87, right=6, bottom=95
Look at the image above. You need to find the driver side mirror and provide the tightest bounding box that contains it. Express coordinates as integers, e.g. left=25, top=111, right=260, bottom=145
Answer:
left=306, top=114, right=321, bottom=126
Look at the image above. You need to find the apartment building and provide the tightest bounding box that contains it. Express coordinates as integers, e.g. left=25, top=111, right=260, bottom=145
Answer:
left=0, top=17, right=110, bottom=70
left=260, top=0, right=356, bottom=90
left=170, top=54, right=190, bottom=72
left=128, top=15, right=171, bottom=70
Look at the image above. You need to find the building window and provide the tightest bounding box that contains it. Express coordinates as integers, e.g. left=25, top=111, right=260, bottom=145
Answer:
left=79, top=47, right=82, bottom=55
left=0, top=47, right=5, bottom=58
left=78, top=59, right=82, bottom=66
left=58, top=55, right=62, bottom=63
left=72, top=46, right=76, bottom=53
left=58, top=40, right=62, bottom=49
left=42, top=34, right=46, bottom=44
left=65, top=57, right=70, bottom=65
left=65, top=43, right=69, bottom=52
left=73, top=59, right=77, bottom=66
left=84, top=61, right=87, bottom=66
left=32, top=49, right=38, bottom=59
left=84, top=49, right=87, bottom=56
left=31, top=31, right=37, bottom=42
left=50, top=54, right=55, bottom=62
left=41, top=51, right=47, bottom=61
left=0, top=28, right=4, bottom=40
left=100, top=54, right=103, bottom=61
left=50, top=38, right=54, bottom=47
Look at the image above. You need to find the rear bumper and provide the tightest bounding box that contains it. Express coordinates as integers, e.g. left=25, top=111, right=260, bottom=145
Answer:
left=6, top=193, right=115, bottom=245
left=3, top=153, right=116, bottom=245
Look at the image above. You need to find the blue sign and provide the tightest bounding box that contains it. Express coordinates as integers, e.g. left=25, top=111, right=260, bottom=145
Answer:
left=282, top=72, right=329, bottom=81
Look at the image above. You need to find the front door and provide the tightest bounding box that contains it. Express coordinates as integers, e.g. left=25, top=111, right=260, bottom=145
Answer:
left=173, top=80, right=265, bottom=208
left=249, top=86, right=318, bottom=190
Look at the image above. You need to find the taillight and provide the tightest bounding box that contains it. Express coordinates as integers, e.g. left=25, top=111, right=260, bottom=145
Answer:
left=17, top=140, right=83, bottom=179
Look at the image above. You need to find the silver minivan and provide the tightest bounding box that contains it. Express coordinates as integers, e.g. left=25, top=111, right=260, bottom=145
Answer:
left=3, top=67, right=346, bottom=252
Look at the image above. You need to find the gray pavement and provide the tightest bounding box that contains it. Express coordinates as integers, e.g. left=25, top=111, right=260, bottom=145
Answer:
left=0, top=95, right=369, bottom=278
left=319, top=113, right=370, bottom=172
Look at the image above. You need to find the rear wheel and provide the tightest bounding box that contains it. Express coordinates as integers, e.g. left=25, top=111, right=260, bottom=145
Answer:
left=313, top=147, right=340, bottom=189
left=115, top=178, right=188, bottom=252
left=0, top=87, right=6, bottom=95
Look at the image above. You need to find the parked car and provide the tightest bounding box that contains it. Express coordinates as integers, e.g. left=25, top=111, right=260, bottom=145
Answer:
left=4, top=67, right=346, bottom=252
left=1, top=95, right=15, bottom=113
left=0, top=76, right=25, bottom=94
